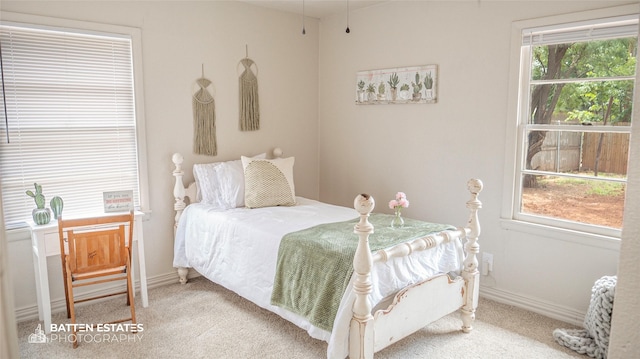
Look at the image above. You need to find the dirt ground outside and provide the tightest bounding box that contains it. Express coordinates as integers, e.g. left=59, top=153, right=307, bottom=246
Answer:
left=521, top=178, right=625, bottom=229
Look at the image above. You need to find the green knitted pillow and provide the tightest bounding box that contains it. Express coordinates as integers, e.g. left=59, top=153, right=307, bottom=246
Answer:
left=241, top=156, right=296, bottom=208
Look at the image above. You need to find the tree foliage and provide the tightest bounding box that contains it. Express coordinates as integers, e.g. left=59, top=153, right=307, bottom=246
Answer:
left=524, top=37, right=637, bottom=187
left=531, top=38, right=636, bottom=125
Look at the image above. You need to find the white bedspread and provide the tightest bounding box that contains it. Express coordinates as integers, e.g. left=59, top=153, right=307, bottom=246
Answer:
left=174, top=197, right=464, bottom=359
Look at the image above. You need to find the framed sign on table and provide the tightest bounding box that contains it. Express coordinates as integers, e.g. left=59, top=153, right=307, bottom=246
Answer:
left=103, top=190, right=134, bottom=212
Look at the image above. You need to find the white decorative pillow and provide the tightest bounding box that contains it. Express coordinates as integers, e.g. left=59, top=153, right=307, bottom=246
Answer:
left=193, top=162, right=223, bottom=206
left=241, top=156, right=296, bottom=208
left=193, top=153, right=266, bottom=209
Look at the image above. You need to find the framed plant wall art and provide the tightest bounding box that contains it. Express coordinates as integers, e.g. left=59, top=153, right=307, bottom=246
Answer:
left=355, top=65, right=438, bottom=105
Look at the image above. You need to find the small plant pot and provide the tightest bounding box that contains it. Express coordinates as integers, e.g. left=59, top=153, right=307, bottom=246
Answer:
left=32, top=208, right=51, bottom=225
left=425, top=89, right=434, bottom=100
left=412, top=92, right=422, bottom=101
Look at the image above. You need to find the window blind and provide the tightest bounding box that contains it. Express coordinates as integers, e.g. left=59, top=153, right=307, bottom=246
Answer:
left=522, top=14, right=639, bottom=46
left=0, top=23, right=140, bottom=229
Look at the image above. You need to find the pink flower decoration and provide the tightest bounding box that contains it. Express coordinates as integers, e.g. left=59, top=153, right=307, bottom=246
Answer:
left=389, top=192, right=409, bottom=211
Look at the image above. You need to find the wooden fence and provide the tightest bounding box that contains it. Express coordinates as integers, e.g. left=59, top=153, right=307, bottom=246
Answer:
left=530, top=126, right=629, bottom=175
left=581, top=132, right=629, bottom=175
left=530, top=131, right=581, bottom=172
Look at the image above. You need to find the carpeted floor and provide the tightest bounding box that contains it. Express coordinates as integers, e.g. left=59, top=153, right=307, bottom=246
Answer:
left=17, top=276, right=585, bottom=358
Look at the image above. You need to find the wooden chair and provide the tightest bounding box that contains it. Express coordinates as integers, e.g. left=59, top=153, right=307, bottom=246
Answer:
left=57, top=211, right=136, bottom=348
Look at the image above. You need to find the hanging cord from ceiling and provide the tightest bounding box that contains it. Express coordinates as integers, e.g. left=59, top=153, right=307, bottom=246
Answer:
left=0, top=42, right=9, bottom=143
left=345, top=0, right=351, bottom=33
left=302, top=0, right=306, bottom=35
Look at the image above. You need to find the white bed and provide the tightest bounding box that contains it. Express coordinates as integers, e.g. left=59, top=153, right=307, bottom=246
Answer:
left=171, top=149, right=482, bottom=359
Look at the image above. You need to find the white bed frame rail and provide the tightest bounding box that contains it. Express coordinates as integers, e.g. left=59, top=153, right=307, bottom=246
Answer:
left=171, top=151, right=482, bottom=359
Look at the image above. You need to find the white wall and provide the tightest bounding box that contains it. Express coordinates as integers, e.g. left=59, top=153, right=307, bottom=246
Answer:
left=1, top=0, right=320, bottom=320
left=318, top=0, right=635, bottom=324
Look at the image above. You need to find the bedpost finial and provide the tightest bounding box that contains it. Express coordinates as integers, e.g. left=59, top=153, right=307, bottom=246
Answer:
left=273, top=148, right=283, bottom=158
left=467, top=179, right=483, bottom=194
left=354, top=194, right=375, bottom=215
left=172, top=153, right=184, bottom=165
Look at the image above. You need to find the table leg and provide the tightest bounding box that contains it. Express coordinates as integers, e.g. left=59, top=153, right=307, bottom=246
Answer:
left=32, top=244, right=52, bottom=334
left=135, top=223, right=148, bottom=307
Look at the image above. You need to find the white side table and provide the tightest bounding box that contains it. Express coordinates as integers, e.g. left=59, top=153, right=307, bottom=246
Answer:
left=28, top=211, right=148, bottom=333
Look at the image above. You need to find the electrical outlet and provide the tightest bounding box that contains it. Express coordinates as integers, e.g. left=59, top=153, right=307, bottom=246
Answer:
left=482, top=252, right=494, bottom=276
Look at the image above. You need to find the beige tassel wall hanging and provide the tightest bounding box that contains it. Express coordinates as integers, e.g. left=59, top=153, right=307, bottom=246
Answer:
left=193, top=65, right=217, bottom=156
left=239, top=46, right=260, bottom=131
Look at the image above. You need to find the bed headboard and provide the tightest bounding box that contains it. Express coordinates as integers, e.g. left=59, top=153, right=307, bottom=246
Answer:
left=171, top=148, right=284, bottom=231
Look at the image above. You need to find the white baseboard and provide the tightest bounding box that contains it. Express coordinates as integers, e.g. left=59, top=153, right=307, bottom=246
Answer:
left=17, top=271, right=586, bottom=328
left=15, top=271, right=180, bottom=323
left=480, top=286, right=585, bottom=327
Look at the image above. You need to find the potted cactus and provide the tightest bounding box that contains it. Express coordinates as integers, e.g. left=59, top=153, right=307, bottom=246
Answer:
left=387, top=73, right=399, bottom=101
left=50, top=196, right=64, bottom=220
left=424, top=72, right=434, bottom=100
left=26, top=183, right=51, bottom=225
left=357, top=80, right=366, bottom=103
left=411, top=72, right=423, bottom=101
left=377, top=82, right=386, bottom=101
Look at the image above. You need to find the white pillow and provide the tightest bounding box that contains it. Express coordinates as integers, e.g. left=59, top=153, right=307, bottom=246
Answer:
left=241, top=156, right=296, bottom=209
left=193, top=153, right=266, bottom=209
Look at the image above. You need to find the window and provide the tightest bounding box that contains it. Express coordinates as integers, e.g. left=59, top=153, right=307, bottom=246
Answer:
left=507, top=10, right=638, bottom=238
left=0, top=14, right=149, bottom=229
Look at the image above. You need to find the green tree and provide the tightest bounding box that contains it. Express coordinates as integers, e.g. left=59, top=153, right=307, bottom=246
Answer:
left=524, top=37, right=636, bottom=187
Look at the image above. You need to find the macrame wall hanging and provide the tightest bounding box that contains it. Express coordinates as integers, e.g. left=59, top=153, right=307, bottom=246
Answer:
left=193, top=65, right=217, bottom=156
left=239, top=46, right=260, bottom=131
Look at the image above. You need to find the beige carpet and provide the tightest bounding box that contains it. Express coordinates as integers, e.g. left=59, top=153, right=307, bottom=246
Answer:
left=17, top=276, right=585, bottom=358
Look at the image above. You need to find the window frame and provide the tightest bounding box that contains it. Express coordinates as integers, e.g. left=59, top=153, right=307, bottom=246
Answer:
left=502, top=4, right=639, bottom=244
left=0, top=12, right=150, bottom=230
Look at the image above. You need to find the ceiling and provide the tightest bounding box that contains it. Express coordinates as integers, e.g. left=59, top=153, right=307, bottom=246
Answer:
left=239, top=0, right=388, bottom=19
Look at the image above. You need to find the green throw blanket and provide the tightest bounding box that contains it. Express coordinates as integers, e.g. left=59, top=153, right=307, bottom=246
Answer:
left=270, top=213, right=455, bottom=332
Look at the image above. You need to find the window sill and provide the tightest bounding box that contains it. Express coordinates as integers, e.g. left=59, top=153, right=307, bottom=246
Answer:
left=499, top=218, right=621, bottom=251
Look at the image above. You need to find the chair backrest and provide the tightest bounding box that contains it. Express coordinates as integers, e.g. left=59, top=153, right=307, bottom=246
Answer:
left=58, top=212, right=134, bottom=275
left=66, top=226, right=127, bottom=274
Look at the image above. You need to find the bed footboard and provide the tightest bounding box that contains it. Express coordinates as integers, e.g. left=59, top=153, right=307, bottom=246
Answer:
left=373, top=274, right=465, bottom=351
left=350, top=179, right=482, bottom=358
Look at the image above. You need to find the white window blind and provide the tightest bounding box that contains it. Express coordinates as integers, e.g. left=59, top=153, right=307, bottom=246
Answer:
left=522, top=14, right=639, bottom=46
left=0, top=23, right=141, bottom=229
